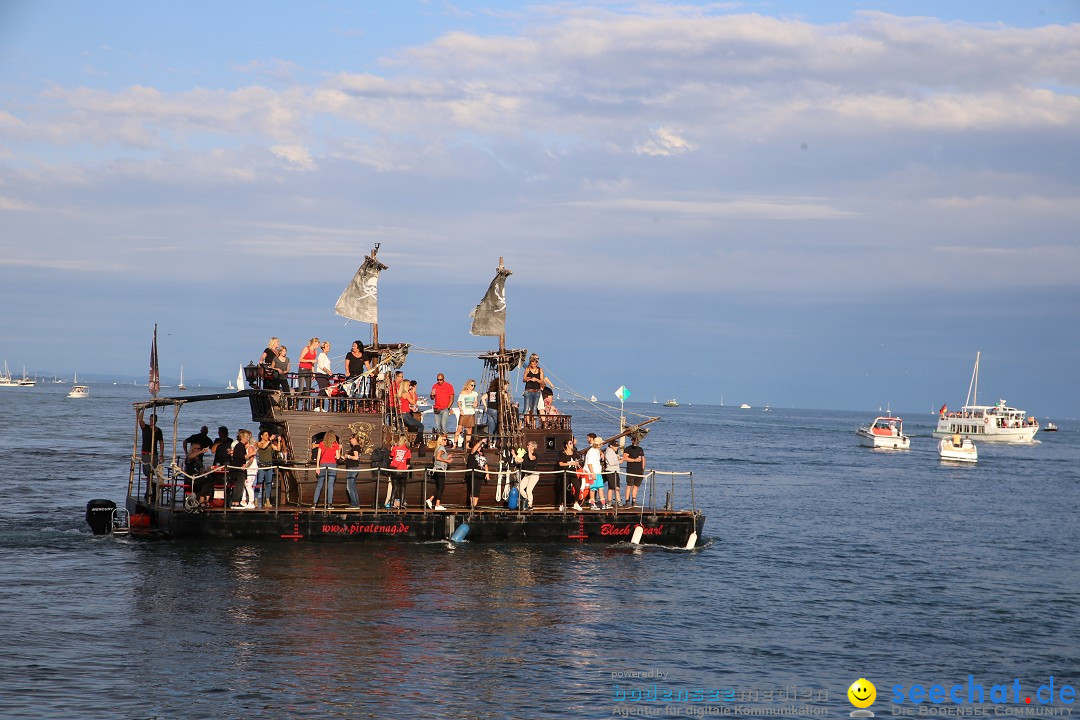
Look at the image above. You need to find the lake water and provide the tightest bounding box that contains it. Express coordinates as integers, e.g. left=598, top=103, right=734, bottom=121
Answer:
left=1, top=385, right=1077, bottom=719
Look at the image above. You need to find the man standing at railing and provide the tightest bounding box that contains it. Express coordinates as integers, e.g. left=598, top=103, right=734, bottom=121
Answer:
left=622, top=435, right=646, bottom=508
left=137, top=407, right=164, bottom=502
left=430, top=373, right=455, bottom=434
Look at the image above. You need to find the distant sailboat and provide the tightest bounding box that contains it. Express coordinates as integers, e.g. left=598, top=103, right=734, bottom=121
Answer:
left=178, top=366, right=186, bottom=391
left=0, top=360, right=17, bottom=387
left=236, top=368, right=244, bottom=391
left=226, top=376, right=235, bottom=390
left=652, top=395, right=658, bottom=404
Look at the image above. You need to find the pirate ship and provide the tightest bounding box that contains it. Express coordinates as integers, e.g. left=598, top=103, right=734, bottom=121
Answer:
left=86, top=247, right=704, bottom=548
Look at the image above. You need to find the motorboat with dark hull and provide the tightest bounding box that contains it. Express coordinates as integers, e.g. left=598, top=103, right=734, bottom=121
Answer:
left=88, top=250, right=704, bottom=549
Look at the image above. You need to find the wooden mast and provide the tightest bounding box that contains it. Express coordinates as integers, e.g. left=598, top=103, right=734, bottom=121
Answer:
left=370, top=243, right=381, bottom=350
left=497, top=256, right=506, bottom=355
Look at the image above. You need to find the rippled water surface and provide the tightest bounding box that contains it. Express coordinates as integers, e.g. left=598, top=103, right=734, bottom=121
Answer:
left=1, top=386, right=1077, bottom=719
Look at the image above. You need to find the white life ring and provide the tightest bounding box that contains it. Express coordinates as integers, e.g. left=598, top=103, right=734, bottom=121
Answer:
left=984, top=417, right=990, bottom=425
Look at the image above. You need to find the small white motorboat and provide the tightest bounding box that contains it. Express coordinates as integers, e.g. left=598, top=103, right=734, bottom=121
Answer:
left=856, top=414, right=910, bottom=450
left=939, top=434, right=977, bottom=463
left=68, top=372, right=89, bottom=398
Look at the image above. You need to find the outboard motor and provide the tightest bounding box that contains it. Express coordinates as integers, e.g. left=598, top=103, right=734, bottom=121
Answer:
left=86, top=499, right=117, bottom=536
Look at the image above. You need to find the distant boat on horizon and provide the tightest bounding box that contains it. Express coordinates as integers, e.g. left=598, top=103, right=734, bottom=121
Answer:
left=664, top=398, right=679, bottom=407
left=68, top=372, right=89, bottom=399
left=0, top=360, right=26, bottom=388
left=17, top=366, right=35, bottom=387
left=177, top=365, right=186, bottom=391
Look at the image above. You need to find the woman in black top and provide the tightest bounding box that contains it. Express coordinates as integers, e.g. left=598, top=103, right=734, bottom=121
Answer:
left=521, top=354, right=549, bottom=420
left=553, top=437, right=579, bottom=510
left=517, top=440, right=540, bottom=511
left=345, top=341, right=367, bottom=376
left=344, top=433, right=362, bottom=508
left=465, top=437, right=490, bottom=510
left=271, top=346, right=291, bottom=393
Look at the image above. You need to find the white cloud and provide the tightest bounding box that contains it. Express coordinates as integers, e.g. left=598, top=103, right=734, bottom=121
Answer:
left=565, top=196, right=855, bottom=220
left=0, top=195, right=32, bottom=211
left=1, top=5, right=1078, bottom=299
left=270, top=144, right=315, bottom=170
left=635, top=127, right=695, bottom=156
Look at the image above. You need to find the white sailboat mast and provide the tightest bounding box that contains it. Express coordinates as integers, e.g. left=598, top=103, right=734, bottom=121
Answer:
left=965, top=351, right=980, bottom=408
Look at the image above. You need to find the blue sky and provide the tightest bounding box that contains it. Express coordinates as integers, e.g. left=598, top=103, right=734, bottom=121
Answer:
left=1, top=1, right=1078, bottom=415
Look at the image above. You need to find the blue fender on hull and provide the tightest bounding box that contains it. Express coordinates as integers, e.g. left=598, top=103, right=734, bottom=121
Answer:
left=450, top=522, right=470, bottom=543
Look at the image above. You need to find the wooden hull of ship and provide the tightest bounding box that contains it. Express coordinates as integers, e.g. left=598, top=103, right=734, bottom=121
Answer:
left=125, top=499, right=704, bottom=547
left=119, top=389, right=705, bottom=548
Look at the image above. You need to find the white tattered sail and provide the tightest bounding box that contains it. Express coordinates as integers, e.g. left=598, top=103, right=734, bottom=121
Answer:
left=470, top=266, right=511, bottom=337
left=335, top=254, right=388, bottom=324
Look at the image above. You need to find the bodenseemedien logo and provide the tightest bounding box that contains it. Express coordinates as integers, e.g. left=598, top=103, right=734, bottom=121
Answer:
left=847, top=678, right=876, bottom=718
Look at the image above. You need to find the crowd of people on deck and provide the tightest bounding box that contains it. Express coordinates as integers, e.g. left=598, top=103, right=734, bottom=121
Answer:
left=257, top=338, right=567, bottom=433
left=161, top=416, right=649, bottom=513
left=140, top=343, right=651, bottom=512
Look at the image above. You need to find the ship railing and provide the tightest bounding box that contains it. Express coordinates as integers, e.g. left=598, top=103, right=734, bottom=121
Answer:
left=519, top=414, right=573, bottom=431
left=278, top=393, right=382, bottom=414
left=251, top=369, right=379, bottom=399
left=131, top=458, right=697, bottom=517
left=131, top=457, right=296, bottom=511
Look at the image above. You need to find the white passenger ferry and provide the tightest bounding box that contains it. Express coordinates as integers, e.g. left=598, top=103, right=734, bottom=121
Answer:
left=934, top=352, right=1038, bottom=443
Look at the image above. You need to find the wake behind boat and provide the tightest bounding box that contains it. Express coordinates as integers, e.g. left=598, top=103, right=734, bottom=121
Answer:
left=856, top=414, right=910, bottom=450
left=935, top=352, right=1038, bottom=443
left=86, top=249, right=704, bottom=549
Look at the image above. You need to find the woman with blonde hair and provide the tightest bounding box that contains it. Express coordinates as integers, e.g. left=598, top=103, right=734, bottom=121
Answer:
left=427, top=433, right=452, bottom=511
left=238, top=429, right=259, bottom=509
left=315, top=341, right=333, bottom=395
left=455, top=379, right=479, bottom=448
left=298, top=337, right=319, bottom=396
left=260, top=337, right=280, bottom=367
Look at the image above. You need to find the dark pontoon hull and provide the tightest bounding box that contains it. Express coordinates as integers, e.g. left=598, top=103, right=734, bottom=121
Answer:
left=126, top=498, right=704, bottom=547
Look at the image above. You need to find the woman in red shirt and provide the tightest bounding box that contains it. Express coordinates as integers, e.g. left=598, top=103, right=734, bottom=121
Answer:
left=388, top=434, right=411, bottom=509
left=310, top=430, right=341, bottom=508
left=298, top=337, right=319, bottom=396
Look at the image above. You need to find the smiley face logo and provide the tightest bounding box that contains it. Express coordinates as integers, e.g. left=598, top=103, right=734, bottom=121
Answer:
left=848, top=678, right=876, bottom=709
